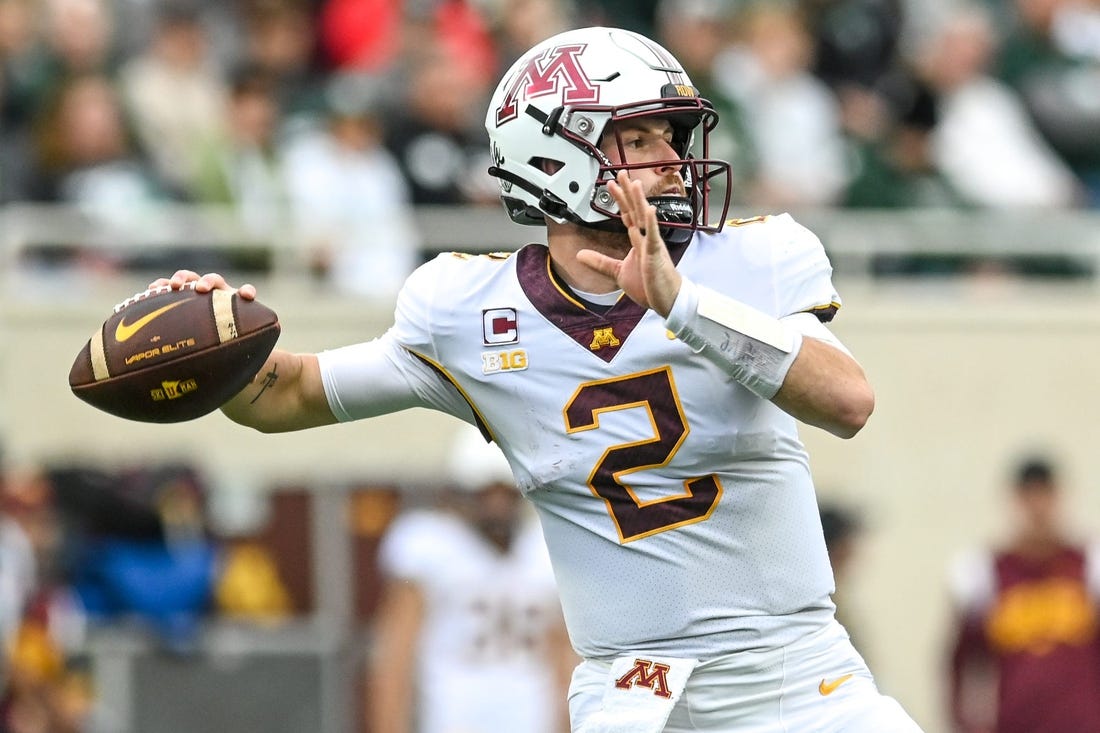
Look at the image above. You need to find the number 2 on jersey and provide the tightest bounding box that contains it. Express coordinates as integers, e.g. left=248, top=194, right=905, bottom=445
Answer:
left=563, top=367, right=723, bottom=542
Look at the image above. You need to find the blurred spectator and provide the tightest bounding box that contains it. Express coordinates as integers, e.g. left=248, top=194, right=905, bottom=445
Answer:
left=117, top=0, right=228, bottom=198
left=994, top=0, right=1100, bottom=206
left=0, top=469, right=38, bottom=682
left=204, top=479, right=296, bottom=625
left=0, top=465, right=99, bottom=733
left=843, top=76, right=968, bottom=209
left=715, top=2, right=849, bottom=207
left=42, top=0, right=118, bottom=78
left=0, top=0, right=50, bottom=201
left=51, top=463, right=219, bottom=652
left=367, top=424, right=575, bottom=733
left=319, top=0, right=403, bottom=72
left=213, top=542, right=292, bottom=624
left=916, top=5, right=1083, bottom=208
left=580, top=0, right=660, bottom=37
left=404, top=0, right=498, bottom=87
left=490, top=0, right=576, bottom=71
left=281, top=73, right=420, bottom=300
left=997, top=0, right=1079, bottom=85
left=382, top=43, right=498, bottom=205
left=0, top=0, right=48, bottom=122
left=655, top=0, right=758, bottom=205
left=1052, top=0, right=1100, bottom=61
left=2, top=0, right=120, bottom=202
left=206, top=480, right=322, bottom=627
left=237, top=0, right=324, bottom=123
left=27, top=73, right=171, bottom=221
left=803, top=0, right=907, bottom=93
left=946, top=455, right=1100, bottom=733
left=192, top=64, right=288, bottom=239
left=321, top=0, right=497, bottom=85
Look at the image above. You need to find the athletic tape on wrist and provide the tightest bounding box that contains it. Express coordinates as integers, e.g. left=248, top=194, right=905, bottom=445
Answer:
left=666, top=279, right=803, bottom=399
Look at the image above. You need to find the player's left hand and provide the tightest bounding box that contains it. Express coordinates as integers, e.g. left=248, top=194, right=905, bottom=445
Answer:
left=576, top=171, right=682, bottom=316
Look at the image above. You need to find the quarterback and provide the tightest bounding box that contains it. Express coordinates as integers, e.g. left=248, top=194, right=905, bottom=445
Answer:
left=154, top=27, right=924, bottom=733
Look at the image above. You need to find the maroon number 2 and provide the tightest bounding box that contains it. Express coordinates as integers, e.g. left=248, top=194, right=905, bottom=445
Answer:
left=563, top=367, right=723, bottom=542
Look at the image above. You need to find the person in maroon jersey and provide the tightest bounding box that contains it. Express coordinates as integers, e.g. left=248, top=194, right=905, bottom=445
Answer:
left=946, top=456, right=1100, bottom=733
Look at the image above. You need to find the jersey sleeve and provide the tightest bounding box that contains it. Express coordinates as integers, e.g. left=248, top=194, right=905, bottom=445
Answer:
left=767, top=214, right=842, bottom=322
left=781, top=312, right=853, bottom=356
left=388, top=255, right=445, bottom=362
left=317, top=256, right=473, bottom=422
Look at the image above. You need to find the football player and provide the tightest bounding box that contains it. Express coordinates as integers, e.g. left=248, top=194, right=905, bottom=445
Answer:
left=153, top=26, right=923, bottom=733
left=368, top=423, right=573, bottom=733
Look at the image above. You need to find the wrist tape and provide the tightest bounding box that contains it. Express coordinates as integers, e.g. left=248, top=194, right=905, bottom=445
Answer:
left=665, top=279, right=803, bottom=399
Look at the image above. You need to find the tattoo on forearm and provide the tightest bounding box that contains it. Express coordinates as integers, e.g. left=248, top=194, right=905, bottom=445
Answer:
left=250, top=363, right=279, bottom=404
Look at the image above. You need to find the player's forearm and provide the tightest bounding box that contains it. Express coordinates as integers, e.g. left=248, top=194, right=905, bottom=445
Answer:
left=666, top=279, right=873, bottom=438
left=771, top=337, right=874, bottom=438
left=368, top=583, right=422, bottom=733
left=220, top=350, right=336, bottom=432
left=551, top=625, right=580, bottom=733
left=368, top=671, right=413, bottom=733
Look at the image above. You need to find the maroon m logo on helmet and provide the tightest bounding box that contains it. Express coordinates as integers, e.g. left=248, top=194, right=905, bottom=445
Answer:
left=495, top=44, right=600, bottom=126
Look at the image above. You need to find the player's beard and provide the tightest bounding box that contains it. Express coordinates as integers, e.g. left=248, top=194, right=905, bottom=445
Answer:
left=585, top=227, right=632, bottom=259
left=589, top=175, right=689, bottom=259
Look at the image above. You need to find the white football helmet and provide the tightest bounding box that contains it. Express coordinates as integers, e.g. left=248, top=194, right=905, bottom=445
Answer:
left=485, top=26, right=731, bottom=244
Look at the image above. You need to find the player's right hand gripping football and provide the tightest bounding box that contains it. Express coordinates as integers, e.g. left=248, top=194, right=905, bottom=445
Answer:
left=148, top=270, right=257, bottom=302
left=147, top=271, right=335, bottom=433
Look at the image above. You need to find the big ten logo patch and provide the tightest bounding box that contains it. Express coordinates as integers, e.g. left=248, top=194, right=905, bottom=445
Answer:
left=482, top=350, right=528, bottom=375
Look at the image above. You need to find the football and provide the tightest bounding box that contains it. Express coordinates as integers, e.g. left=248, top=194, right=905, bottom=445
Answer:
left=68, top=282, right=281, bottom=423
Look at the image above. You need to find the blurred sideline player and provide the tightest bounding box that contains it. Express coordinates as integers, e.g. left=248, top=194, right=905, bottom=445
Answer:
left=367, top=424, right=575, bottom=733
left=946, top=456, right=1100, bottom=733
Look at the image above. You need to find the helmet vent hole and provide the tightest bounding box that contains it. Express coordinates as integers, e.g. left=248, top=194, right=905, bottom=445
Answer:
left=569, top=182, right=579, bottom=193
left=530, top=157, right=564, bottom=175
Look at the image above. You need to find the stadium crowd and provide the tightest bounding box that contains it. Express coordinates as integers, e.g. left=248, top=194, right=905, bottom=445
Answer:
left=0, top=457, right=311, bottom=732
left=1, top=0, right=1100, bottom=292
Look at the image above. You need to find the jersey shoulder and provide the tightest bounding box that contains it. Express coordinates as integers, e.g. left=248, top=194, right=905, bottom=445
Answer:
left=401, top=250, right=517, bottom=303
left=710, top=212, right=828, bottom=263
left=697, top=213, right=840, bottom=320
left=392, top=249, right=520, bottom=356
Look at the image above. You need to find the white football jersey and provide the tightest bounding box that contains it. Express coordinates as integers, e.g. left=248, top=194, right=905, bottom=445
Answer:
left=321, top=214, right=841, bottom=660
left=378, top=509, right=563, bottom=733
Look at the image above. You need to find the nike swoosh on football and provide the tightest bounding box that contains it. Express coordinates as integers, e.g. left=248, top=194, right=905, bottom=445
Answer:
left=114, top=301, right=187, bottom=342
left=818, top=673, right=854, bottom=696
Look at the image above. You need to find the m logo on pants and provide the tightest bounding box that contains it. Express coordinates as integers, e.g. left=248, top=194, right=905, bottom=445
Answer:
left=615, top=659, right=672, bottom=699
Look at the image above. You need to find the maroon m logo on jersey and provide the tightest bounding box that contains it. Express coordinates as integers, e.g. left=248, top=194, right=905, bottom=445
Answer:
left=495, top=44, right=600, bottom=126
left=614, top=658, right=672, bottom=699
